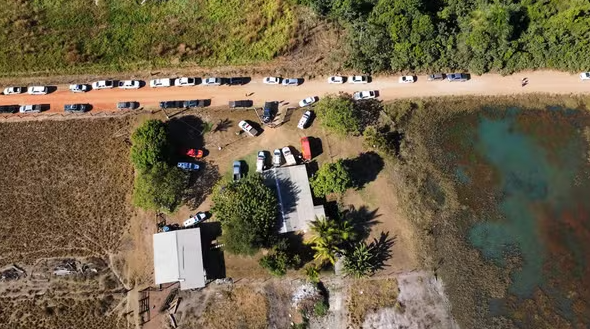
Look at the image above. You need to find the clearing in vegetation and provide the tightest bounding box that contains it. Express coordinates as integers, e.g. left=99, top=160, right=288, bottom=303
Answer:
left=0, top=0, right=297, bottom=75
left=347, top=278, right=399, bottom=328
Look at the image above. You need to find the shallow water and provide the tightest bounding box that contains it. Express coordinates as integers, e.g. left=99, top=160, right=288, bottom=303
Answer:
left=441, top=107, right=590, bottom=326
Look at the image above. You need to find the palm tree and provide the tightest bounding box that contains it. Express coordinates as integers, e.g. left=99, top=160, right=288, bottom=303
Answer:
left=307, top=216, right=357, bottom=265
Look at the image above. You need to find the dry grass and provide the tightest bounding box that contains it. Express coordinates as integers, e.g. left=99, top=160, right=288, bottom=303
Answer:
left=0, top=118, right=134, bottom=267
left=347, top=278, right=399, bottom=328
left=198, top=286, right=269, bottom=329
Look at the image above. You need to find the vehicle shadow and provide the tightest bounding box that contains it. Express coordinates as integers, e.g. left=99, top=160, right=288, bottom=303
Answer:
left=46, top=86, right=58, bottom=94
left=307, top=136, right=323, bottom=158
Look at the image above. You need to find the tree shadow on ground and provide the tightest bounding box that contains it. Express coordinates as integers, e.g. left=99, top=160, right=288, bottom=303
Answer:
left=369, top=231, right=396, bottom=272
left=282, top=232, right=313, bottom=269
left=213, top=118, right=232, bottom=133
left=199, top=221, right=226, bottom=280
left=183, top=162, right=221, bottom=209
left=343, top=151, right=384, bottom=189
left=341, top=205, right=381, bottom=242
left=167, top=115, right=206, bottom=163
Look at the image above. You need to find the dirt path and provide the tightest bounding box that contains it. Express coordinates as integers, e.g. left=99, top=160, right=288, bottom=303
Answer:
left=0, top=71, right=587, bottom=115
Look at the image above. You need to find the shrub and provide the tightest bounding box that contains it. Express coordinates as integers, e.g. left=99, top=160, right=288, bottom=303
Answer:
left=314, top=95, right=361, bottom=136
left=132, top=162, right=188, bottom=213
left=311, top=159, right=353, bottom=197
left=130, top=120, right=170, bottom=172
left=259, top=239, right=301, bottom=276
left=313, top=300, right=329, bottom=317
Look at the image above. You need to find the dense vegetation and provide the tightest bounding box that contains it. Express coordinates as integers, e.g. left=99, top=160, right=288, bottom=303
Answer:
left=211, top=175, right=278, bottom=255
left=300, top=0, right=590, bottom=74
left=130, top=120, right=187, bottom=212
left=310, top=159, right=353, bottom=197
left=0, top=0, right=296, bottom=75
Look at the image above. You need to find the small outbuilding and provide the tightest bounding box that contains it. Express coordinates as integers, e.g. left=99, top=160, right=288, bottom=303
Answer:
left=153, top=228, right=206, bottom=290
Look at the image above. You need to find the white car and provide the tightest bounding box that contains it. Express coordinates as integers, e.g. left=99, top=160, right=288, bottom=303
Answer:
left=175, top=77, right=198, bottom=86
left=328, top=76, right=344, bottom=84
left=282, top=78, right=299, bottom=86
left=349, top=75, right=369, bottom=84
left=238, top=120, right=258, bottom=137
left=399, top=76, right=416, bottom=83
left=69, top=84, right=89, bottom=93
left=203, top=77, right=222, bottom=86
left=118, top=80, right=140, bottom=89
left=19, top=105, right=41, bottom=113
left=27, top=86, right=48, bottom=95
left=263, top=77, right=281, bottom=84
left=149, top=78, right=172, bottom=88
left=91, top=80, right=114, bottom=89
left=353, top=90, right=376, bottom=100
left=3, top=87, right=23, bottom=95
left=299, top=96, right=317, bottom=107
left=297, top=110, right=311, bottom=129
left=183, top=212, right=207, bottom=227
left=580, top=72, right=590, bottom=81
left=272, top=149, right=282, bottom=167
left=256, top=151, right=266, bottom=173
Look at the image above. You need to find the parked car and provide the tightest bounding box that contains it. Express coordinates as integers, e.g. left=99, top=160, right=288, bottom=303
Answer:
left=203, top=77, right=222, bottom=86
left=64, top=104, right=89, bottom=113
left=184, top=100, right=206, bottom=108
left=398, top=76, right=416, bottom=84
left=353, top=90, right=376, bottom=100
left=239, top=120, right=258, bottom=136
left=149, top=78, right=172, bottom=88
left=27, top=86, right=48, bottom=95
left=447, top=73, right=468, bottom=82
left=177, top=162, right=200, bottom=171
left=297, top=110, right=312, bottom=129
left=282, top=146, right=297, bottom=166
left=175, top=77, right=198, bottom=86
left=3, top=87, right=23, bottom=95
left=233, top=161, right=242, bottom=182
left=160, top=101, right=183, bottom=109
left=19, top=105, right=42, bottom=113
left=0, top=105, right=19, bottom=113
left=349, top=75, right=369, bottom=84
left=428, top=73, right=445, bottom=81
left=92, top=80, right=114, bottom=89
left=118, top=80, right=141, bottom=89
left=301, top=137, right=311, bottom=161
left=69, top=84, right=89, bottom=93
left=229, top=100, right=253, bottom=108
left=256, top=151, right=266, bottom=173
left=273, top=149, right=282, bottom=167
left=299, top=96, right=317, bottom=108
left=281, top=78, right=299, bottom=86
left=263, top=77, right=281, bottom=84
left=580, top=72, right=590, bottom=81
left=228, top=77, right=249, bottom=85
left=117, top=101, right=139, bottom=110
left=262, top=101, right=276, bottom=123
left=183, top=212, right=207, bottom=227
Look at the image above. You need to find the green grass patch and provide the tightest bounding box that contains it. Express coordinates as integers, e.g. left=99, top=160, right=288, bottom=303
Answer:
left=0, top=0, right=297, bottom=76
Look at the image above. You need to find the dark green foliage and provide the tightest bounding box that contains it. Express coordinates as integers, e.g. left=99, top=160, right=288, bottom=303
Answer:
left=310, top=159, right=353, bottom=197
left=130, top=120, right=170, bottom=172
left=343, top=242, right=376, bottom=278
left=314, top=95, right=361, bottom=136
left=258, top=239, right=301, bottom=276
left=212, top=175, right=278, bottom=255
left=132, top=162, right=188, bottom=213
left=305, top=0, right=590, bottom=73
left=313, top=300, right=329, bottom=316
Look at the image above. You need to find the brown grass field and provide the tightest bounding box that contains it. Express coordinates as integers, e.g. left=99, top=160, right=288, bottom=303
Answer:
left=0, top=118, right=134, bottom=266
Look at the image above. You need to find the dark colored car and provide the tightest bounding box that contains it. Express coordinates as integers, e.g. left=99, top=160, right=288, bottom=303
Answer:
left=227, top=77, right=249, bottom=86
left=447, top=73, right=469, bottom=82
left=0, top=105, right=19, bottom=113
left=160, top=101, right=183, bottom=109
left=117, top=101, right=139, bottom=110
left=229, top=100, right=253, bottom=108
left=262, top=101, right=277, bottom=123
left=183, top=100, right=207, bottom=108
left=64, top=104, right=89, bottom=113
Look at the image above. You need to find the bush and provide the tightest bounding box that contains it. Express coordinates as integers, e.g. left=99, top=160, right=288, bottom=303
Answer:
left=311, top=159, right=353, bottom=197
left=314, top=95, right=361, bottom=136
left=132, top=162, right=188, bottom=213
left=212, top=175, right=278, bottom=255
left=305, top=265, right=320, bottom=283
left=130, top=120, right=170, bottom=172
left=313, top=300, right=329, bottom=317
left=259, top=239, right=301, bottom=276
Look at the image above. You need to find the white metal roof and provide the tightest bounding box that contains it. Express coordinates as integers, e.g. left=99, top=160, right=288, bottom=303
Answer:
left=153, top=228, right=206, bottom=290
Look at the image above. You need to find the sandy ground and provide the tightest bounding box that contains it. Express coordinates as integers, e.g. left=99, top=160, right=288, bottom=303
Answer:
left=0, top=71, right=588, bottom=115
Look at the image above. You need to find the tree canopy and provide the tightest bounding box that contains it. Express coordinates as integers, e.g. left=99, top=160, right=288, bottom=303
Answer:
left=132, top=162, right=188, bottom=213
left=314, top=95, right=361, bottom=136
left=311, top=159, right=353, bottom=197
left=211, top=175, right=279, bottom=255
left=130, top=120, right=170, bottom=172
left=307, top=216, right=357, bottom=265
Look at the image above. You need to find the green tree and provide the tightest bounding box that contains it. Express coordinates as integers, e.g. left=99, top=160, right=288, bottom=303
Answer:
left=305, top=264, right=320, bottom=283
left=259, top=239, right=301, bottom=276
left=314, top=95, right=361, bottom=136
left=343, top=242, right=376, bottom=278
left=132, top=162, right=188, bottom=212
left=130, top=120, right=170, bottom=171
left=307, top=216, right=357, bottom=265
left=311, top=159, right=353, bottom=197
left=212, top=175, right=278, bottom=255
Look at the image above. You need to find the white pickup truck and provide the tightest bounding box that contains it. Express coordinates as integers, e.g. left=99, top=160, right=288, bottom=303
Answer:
left=282, top=146, right=297, bottom=166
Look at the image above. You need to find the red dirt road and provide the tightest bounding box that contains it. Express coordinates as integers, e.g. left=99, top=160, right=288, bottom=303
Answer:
left=0, top=71, right=588, bottom=114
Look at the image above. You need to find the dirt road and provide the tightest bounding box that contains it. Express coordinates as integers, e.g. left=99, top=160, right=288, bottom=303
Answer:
left=0, top=70, right=588, bottom=114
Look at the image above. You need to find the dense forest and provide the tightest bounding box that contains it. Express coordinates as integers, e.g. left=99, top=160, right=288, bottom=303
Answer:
left=299, top=0, right=590, bottom=74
